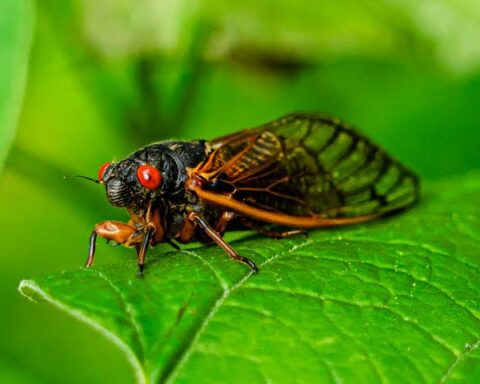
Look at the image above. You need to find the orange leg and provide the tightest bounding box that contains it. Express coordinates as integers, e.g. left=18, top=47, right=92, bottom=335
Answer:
left=86, top=221, right=153, bottom=274
left=86, top=221, right=139, bottom=267
left=215, top=211, right=235, bottom=234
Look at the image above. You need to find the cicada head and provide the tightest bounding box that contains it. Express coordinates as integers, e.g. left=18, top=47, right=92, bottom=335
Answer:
left=97, top=141, right=207, bottom=213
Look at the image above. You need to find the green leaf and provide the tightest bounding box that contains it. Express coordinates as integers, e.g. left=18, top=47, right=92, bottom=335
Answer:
left=0, top=0, right=34, bottom=172
left=19, top=171, right=480, bottom=383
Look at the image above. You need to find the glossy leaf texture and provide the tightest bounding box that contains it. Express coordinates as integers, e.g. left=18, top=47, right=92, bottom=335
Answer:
left=19, top=171, right=480, bottom=384
left=0, top=0, right=34, bottom=172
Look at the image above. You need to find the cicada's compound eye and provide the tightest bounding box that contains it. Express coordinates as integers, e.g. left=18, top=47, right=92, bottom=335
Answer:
left=137, top=164, right=162, bottom=190
left=98, top=162, right=111, bottom=181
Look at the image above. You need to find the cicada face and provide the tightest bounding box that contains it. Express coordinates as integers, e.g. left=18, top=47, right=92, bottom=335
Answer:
left=97, top=152, right=169, bottom=212
left=98, top=160, right=142, bottom=208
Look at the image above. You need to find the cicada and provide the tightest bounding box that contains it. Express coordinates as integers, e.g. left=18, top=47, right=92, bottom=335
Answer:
left=86, top=113, right=419, bottom=273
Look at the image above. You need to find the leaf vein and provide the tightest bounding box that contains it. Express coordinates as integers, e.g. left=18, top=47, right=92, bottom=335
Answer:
left=244, top=285, right=458, bottom=359
left=162, top=239, right=313, bottom=383
left=439, top=338, right=480, bottom=383
left=90, top=270, right=146, bottom=364
left=181, top=250, right=229, bottom=290
left=294, top=249, right=480, bottom=323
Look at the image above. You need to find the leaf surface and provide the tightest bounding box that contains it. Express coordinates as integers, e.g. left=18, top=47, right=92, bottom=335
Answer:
left=19, top=172, right=480, bottom=383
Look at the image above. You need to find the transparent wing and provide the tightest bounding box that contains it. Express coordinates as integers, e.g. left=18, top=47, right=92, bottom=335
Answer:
left=203, top=113, right=420, bottom=219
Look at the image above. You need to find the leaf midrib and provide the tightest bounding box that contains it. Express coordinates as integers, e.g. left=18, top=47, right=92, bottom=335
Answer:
left=90, top=269, right=146, bottom=364
left=160, top=239, right=313, bottom=383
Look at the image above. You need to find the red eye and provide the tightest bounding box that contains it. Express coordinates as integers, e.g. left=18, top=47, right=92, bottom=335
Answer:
left=137, top=164, right=162, bottom=189
left=98, top=162, right=111, bottom=181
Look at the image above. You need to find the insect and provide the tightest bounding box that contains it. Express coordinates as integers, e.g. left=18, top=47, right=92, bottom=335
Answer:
left=85, top=113, right=419, bottom=274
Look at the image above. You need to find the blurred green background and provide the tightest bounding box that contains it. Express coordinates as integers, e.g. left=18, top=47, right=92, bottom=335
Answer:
left=1, top=0, right=480, bottom=382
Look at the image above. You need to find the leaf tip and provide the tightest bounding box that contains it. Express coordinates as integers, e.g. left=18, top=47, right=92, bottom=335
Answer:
left=18, top=279, right=45, bottom=303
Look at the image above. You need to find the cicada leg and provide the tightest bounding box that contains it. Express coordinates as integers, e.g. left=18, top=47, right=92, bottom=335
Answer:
left=136, top=226, right=155, bottom=274
left=86, top=221, right=144, bottom=268
left=187, top=212, right=258, bottom=273
left=166, top=239, right=181, bottom=251
left=215, top=211, right=236, bottom=234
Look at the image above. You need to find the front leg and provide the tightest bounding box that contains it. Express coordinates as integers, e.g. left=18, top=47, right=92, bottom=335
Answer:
left=86, top=221, right=150, bottom=272
left=136, top=226, right=155, bottom=273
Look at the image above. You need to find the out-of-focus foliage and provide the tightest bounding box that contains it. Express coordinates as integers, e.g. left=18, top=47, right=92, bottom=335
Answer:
left=1, top=0, right=480, bottom=382
left=0, top=0, right=33, bottom=172
left=82, top=0, right=480, bottom=74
